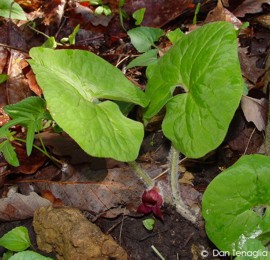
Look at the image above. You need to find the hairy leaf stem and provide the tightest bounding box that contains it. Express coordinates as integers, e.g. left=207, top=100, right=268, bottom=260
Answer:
left=169, top=145, right=197, bottom=224
left=128, top=161, right=153, bottom=187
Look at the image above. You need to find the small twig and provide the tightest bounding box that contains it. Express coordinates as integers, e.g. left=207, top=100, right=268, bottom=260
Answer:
left=151, top=245, right=166, bottom=260
left=152, top=168, right=169, bottom=181
left=139, top=229, right=168, bottom=242
left=118, top=208, right=126, bottom=245
left=116, top=55, right=129, bottom=68
left=106, top=216, right=128, bottom=234
left=0, top=43, right=29, bottom=54
left=139, top=232, right=158, bottom=241
left=183, top=232, right=194, bottom=247
left=243, top=127, right=256, bottom=155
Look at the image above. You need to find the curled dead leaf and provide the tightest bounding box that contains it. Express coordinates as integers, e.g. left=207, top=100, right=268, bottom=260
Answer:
left=241, top=96, right=268, bottom=131
left=234, top=0, right=270, bottom=17
left=0, top=188, right=51, bottom=221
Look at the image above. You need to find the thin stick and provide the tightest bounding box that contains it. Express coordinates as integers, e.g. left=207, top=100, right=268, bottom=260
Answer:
left=119, top=208, right=126, bottom=245
left=152, top=168, right=169, bottom=180
left=0, top=43, right=29, bottom=54
left=151, top=245, right=165, bottom=260
left=243, top=127, right=256, bottom=155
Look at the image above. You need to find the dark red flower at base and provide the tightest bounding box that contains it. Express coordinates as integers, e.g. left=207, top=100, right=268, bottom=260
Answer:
left=137, top=186, right=164, bottom=220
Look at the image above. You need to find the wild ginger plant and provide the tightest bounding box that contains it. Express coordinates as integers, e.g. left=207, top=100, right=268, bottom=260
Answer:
left=0, top=21, right=244, bottom=226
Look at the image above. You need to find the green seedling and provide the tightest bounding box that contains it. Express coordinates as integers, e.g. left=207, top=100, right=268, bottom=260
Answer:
left=60, top=24, right=80, bottom=45
left=118, top=0, right=128, bottom=30
left=166, top=28, right=184, bottom=44
left=90, top=0, right=111, bottom=16
left=133, top=8, right=146, bottom=26
left=0, top=96, right=60, bottom=166
left=0, top=226, right=53, bottom=259
left=30, top=24, right=80, bottom=48
left=127, top=27, right=184, bottom=69
left=143, top=218, right=155, bottom=231
left=192, top=3, right=201, bottom=25
left=126, top=26, right=164, bottom=69
left=202, top=154, right=270, bottom=258
left=127, top=27, right=164, bottom=53
left=0, top=0, right=27, bottom=20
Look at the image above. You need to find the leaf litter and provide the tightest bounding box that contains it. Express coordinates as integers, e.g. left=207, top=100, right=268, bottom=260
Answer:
left=0, top=0, right=270, bottom=259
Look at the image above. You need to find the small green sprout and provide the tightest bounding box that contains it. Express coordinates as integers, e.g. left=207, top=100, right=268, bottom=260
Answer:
left=143, top=218, right=155, bottom=231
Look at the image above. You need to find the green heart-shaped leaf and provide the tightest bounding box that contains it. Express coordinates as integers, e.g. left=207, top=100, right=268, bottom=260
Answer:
left=144, top=21, right=243, bottom=158
left=202, top=154, right=270, bottom=253
left=127, top=27, right=164, bottom=53
left=29, top=48, right=148, bottom=161
left=0, top=226, right=31, bottom=252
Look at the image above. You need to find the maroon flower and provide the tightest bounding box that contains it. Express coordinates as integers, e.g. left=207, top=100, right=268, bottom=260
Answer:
left=137, top=186, right=164, bottom=220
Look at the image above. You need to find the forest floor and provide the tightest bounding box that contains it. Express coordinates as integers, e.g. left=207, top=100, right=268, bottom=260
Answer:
left=0, top=0, right=270, bottom=259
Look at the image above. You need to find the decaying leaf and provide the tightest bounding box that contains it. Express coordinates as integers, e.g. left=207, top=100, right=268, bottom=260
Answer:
left=6, top=51, right=31, bottom=105
left=0, top=188, right=51, bottom=221
left=123, top=0, right=196, bottom=27
left=18, top=166, right=145, bottom=218
left=238, top=47, right=265, bottom=85
left=180, top=171, right=194, bottom=186
left=205, top=0, right=242, bottom=28
left=255, top=14, right=270, bottom=30
left=234, top=0, right=270, bottom=17
left=241, top=96, right=268, bottom=131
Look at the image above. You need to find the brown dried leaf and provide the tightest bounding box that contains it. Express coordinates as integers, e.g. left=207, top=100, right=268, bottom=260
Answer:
left=238, top=47, right=265, bottom=85
left=0, top=48, right=8, bottom=74
left=12, top=145, right=47, bottom=174
left=0, top=189, right=51, bottom=221
left=20, top=61, right=43, bottom=96
left=205, top=0, right=242, bottom=28
left=0, top=108, right=10, bottom=127
left=19, top=166, right=145, bottom=218
left=15, top=0, right=43, bottom=12
left=255, top=14, right=270, bottom=30
left=180, top=171, right=194, bottom=186
left=42, top=0, right=66, bottom=28
left=234, top=0, right=270, bottom=17
left=227, top=110, right=264, bottom=154
left=241, top=96, right=268, bottom=131
left=26, top=69, right=42, bottom=96
left=123, top=0, right=196, bottom=27
left=6, top=50, right=32, bottom=104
